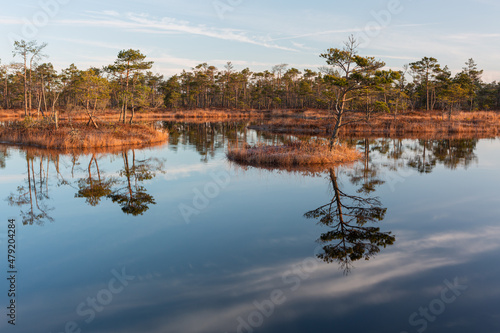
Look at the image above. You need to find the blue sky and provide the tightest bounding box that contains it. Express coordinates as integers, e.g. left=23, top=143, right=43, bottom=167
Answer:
left=2, top=0, right=500, bottom=81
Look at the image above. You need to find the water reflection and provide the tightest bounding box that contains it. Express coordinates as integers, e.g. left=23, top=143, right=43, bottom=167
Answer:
left=343, top=138, right=479, bottom=175
left=75, top=153, right=115, bottom=206
left=348, top=139, right=385, bottom=194
left=6, top=147, right=166, bottom=223
left=225, top=136, right=480, bottom=274
left=0, top=126, right=497, bottom=333
left=107, top=150, right=164, bottom=216
left=7, top=151, right=55, bottom=225
left=305, top=168, right=394, bottom=274
left=3, top=133, right=481, bottom=227
left=162, top=121, right=292, bottom=161
left=164, top=121, right=249, bottom=161
left=162, top=122, right=480, bottom=174
left=422, top=139, right=478, bottom=170
left=0, top=145, right=9, bottom=168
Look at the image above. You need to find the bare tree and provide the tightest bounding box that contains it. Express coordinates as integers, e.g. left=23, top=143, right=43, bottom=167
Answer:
left=12, top=40, right=47, bottom=116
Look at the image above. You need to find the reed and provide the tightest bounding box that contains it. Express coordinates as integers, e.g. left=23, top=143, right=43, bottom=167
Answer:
left=0, top=108, right=266, bottom=121
left=0, top=120, right=168, bottom=149
left=250, top=111, right=500, bottom=138
left=227, top=139, right=361, bottom=168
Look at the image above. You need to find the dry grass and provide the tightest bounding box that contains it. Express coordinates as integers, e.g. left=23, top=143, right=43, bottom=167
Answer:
left=168, top=109, right=265, bottom=119
left=0, top=120, right=168, bottom=149
left=250, top=111, right=500, bottom=139
left=0, top=108, right=266, bottom=121
left=227, top=139, right=361, bottom=169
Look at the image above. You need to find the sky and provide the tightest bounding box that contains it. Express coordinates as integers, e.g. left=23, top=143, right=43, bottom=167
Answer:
left=1, top=0, right=500, bottom=81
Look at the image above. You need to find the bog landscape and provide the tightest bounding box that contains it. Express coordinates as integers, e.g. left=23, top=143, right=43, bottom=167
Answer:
left=1, top=2, right=500, bottom=333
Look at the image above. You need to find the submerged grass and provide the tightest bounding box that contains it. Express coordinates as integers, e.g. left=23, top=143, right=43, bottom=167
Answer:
left=227, top=139, right=361, bottom=169
left=0, top=120, right=168, bottom=149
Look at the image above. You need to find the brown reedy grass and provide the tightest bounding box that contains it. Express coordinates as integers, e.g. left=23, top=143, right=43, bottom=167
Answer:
left=250, top=111, right=500, bottom=138
left=0, top=108, right=266, bottom=121
left=0, top=120, right=168, bottom=149
left=227, top=139, right=361, bottom=169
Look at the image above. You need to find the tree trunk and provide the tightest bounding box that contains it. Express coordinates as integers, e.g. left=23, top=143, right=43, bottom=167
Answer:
left=330, top=94, right=346, bottom=148
left=86, top=110, right=99, bottom=129
left=129, top=107, right=135, bottom=124
left=24, top=58, right=28, bottom=116
left=330, top=114, right=343, bottom=148
left=52, top=91, right=61, bottom=130
left=42, top=79, right=48, bottom=115
left=37, top=92, right=42, bottom=117
left=86, top=99, right=98, bottom=129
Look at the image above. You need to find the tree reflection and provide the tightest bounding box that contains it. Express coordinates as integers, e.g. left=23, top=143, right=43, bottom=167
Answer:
left=406, top=139, right=477, bottom=173
left=75, top=154, right=114, bottom=206
left=304, top=168, right=395, bottom=274
left=7, top=152, right=54, bottom=225
left=107, top=150, right=165, bottom=216
left=0, top=146, right=9, bottom=169
left=6, top=147, right=166, bottom=223
left=429, top=139, right=478, bottom=169
left=163, top=121, right=290, bottom=162
left=406, top=140, right=438, bottom=173
left=164, top=121, right=248, bottom=161
left=348, top=139, right=385, bottom=194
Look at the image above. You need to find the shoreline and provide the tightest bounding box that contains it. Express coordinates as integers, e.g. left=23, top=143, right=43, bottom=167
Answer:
left=0, top=108, right=268, bottom=122
left=1, top=109, right=499, bottom=151
left=248, top=110, right=500, bottom=138
left=0, top=121, right=168, bottom=150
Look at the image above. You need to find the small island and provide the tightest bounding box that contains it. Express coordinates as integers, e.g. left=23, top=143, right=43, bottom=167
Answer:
left=227, top=140, right=361, bottom=169
left=0, top=119, right=168, bottom=149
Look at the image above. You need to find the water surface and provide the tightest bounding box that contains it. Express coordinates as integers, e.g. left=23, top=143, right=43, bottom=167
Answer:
left=1, top=122, right=499, bottom=333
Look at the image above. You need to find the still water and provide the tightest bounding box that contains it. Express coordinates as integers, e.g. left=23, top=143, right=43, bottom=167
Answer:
left=1, top=122, right=499, bottom=333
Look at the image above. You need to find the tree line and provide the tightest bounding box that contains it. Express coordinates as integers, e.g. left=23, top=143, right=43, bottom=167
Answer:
left=1, top=38, right=500, bottom=124
left=1, top=40, right=162, bottom=126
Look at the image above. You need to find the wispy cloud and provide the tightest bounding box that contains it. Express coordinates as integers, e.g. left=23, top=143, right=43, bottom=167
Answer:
left=269, top=23, right=436, bottom=42
left=446, top=32, right=500, bottom=40
left=270, top=28, right=365, bottom=42
left=55, top=12, right=297, bottom=52
left=0, top=16, right=24, bottom=25
left=49, top=36, right=127, bottom=51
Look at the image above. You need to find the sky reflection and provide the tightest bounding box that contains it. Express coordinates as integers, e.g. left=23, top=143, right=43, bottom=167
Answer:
left=0, top=128, right=499, bottom=333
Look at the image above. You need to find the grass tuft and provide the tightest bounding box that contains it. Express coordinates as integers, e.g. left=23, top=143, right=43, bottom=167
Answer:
left=0, top=121, right=168, bottom=149
left=227, top=139, right=361, bottom=169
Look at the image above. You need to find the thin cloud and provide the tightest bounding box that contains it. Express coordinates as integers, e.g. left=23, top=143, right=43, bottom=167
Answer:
left=270, top=28, right=365, bottom=41
left=370, top=55, right=420, bottom=61
left=270, top=23, right=437, bottom=42
left=446, top=32, right=500, bottom=40
left=0, top=16, right=24, bottom=25
left=48, top=36, right=127, bottom=51
left=55, top=12, right=297, bottom=52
